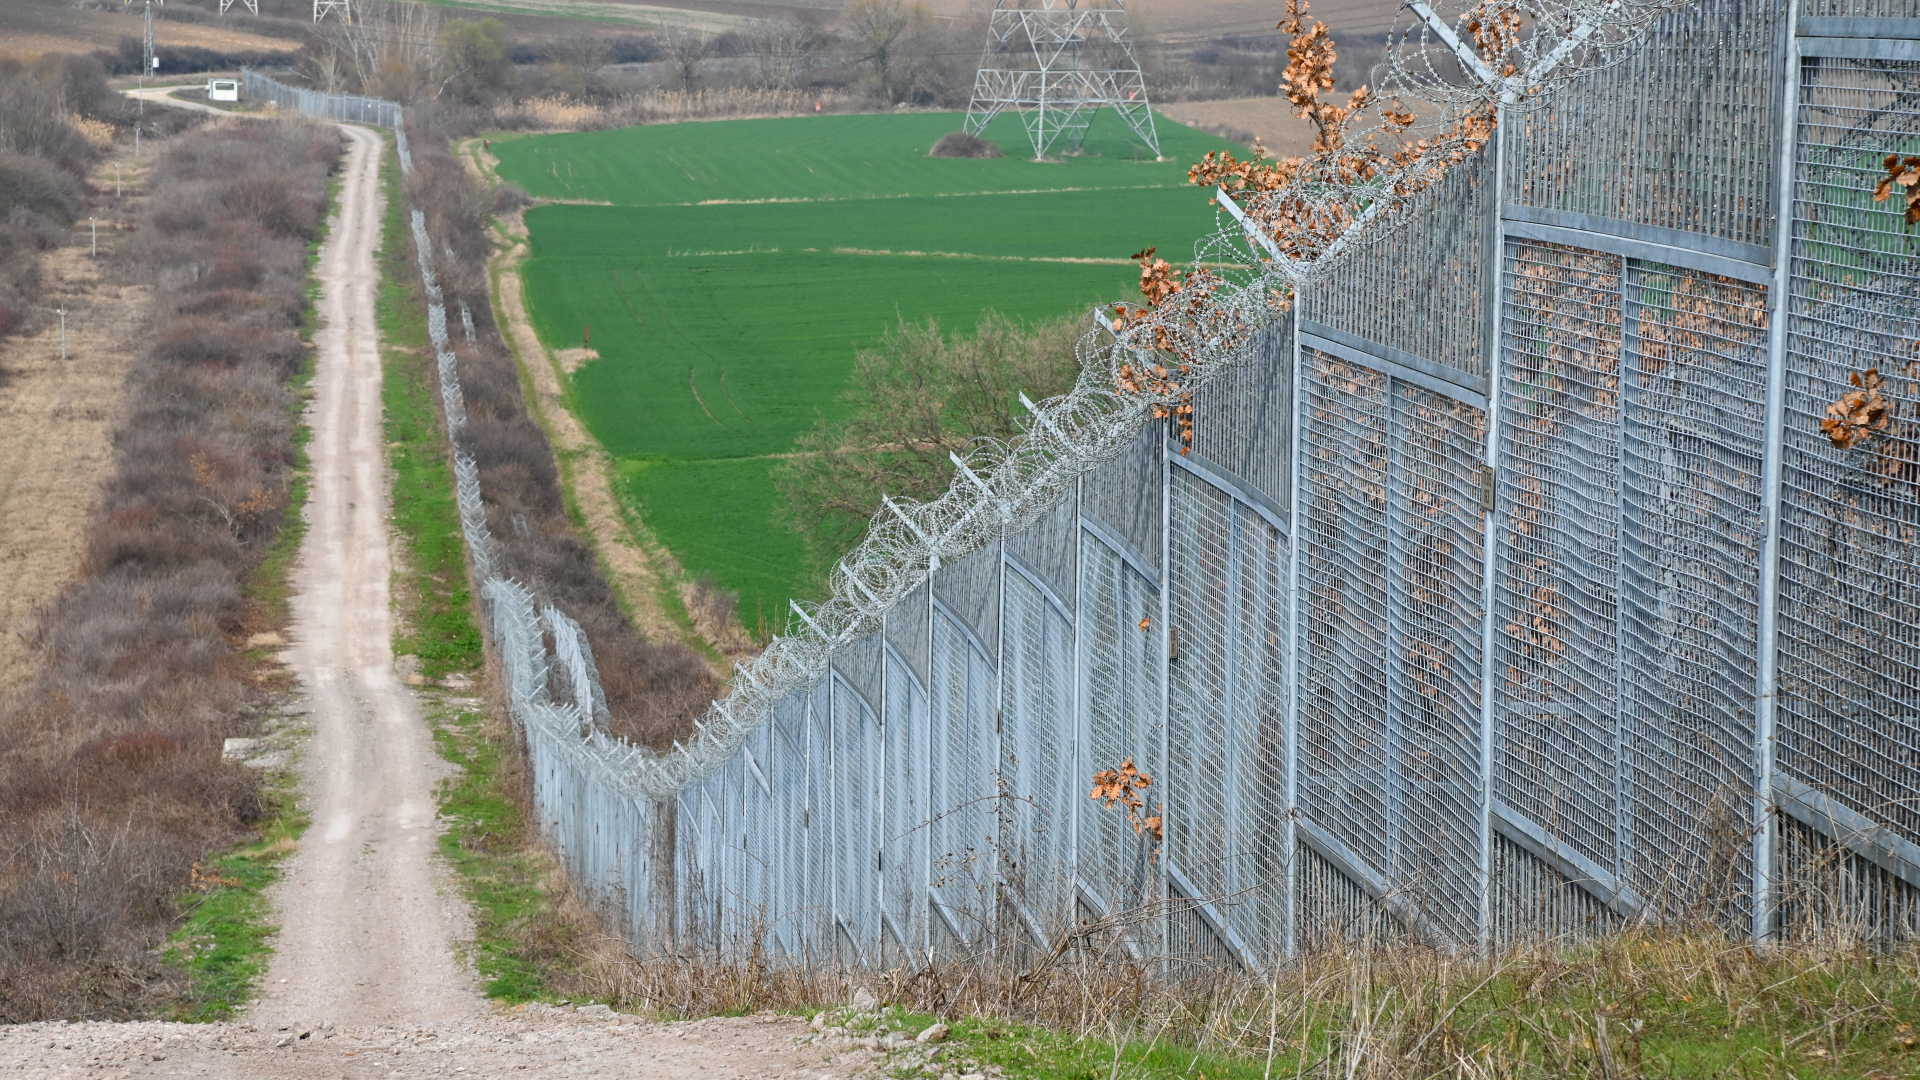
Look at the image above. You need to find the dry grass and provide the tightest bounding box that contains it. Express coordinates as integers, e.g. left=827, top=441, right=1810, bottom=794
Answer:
left=570, top=918, right=1920, bottom=1078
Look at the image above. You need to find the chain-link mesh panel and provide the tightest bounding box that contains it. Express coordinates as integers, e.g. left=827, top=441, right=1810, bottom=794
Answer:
left=882, top=649, right=929, bottom=951
left=1308, top=150, right=1491, bottom=378
left=831, top=671, right=881, bottom=958
left=1618, top=262, right=1769, bottom=916
left=1191, top=318, right=1295, bottom=510
left=1083, top=422, right=1164, bottom=574
left=1001, top=567, right=1076, bottom=936
left=1168, top=470, right=1292, bottom=962
left=1776, top=57, right=1920, bottom=865
left=1301, top=351, right=1394, bottom=906
left=1505, top=0, right=1784, bottom=252
left=930, top=608, right=998, bottom=940
left=1078, top=537, right=1163, bottom=916
left=1495, top=240, right=1624, bottom=878
left=1776, top=815, right=1920, bottom=945
left=1008, top=488, right=1079, bottom=613
left=1389, top=382, right=1487, bottom=941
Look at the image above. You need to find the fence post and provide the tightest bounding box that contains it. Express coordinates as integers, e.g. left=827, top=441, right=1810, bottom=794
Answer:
left=1751, top=0, right=1803, bottom=944
left=1157, top=416, right=1173, bottom=967
left=1283, top=293, right=1305, bottom=960
left=1476, top=99, right=1511, bottom=953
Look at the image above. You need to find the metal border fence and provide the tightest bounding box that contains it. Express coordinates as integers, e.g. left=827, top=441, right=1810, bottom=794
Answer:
left=251, top=10, right=1920, bottom=963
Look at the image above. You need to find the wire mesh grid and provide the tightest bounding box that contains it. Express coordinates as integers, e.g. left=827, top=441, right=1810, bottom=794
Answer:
left=1387, top=382, right=1487, bottom=941
left=1307, top=150, right=1492, bottom=379
left=1000, top=567, right=1076, bottom=936
left=1078, top=539, right=1163, bottom=918
left=830, top=669, right=880, bottom=955
left=1503, top=0, right=1785, bottom=251
left=1617, top=261, right=1769, bottom=915
left=805, top=678, right=833, bottom=959
left=1775, top=56, right=1920, bottom=852
left=1776, top=815, right=1920, bottom=945
left=930, top=610, right=998, bottom=939
left=1300, top=351, right=1395, bottom=910
left=882, top=648, right=929, bottom=951
left=1495, top=240, right=1625, bottom=877
left=1190, top=318, right=1296, bottom=511
left=1490, top=834, right=1622, bottom=945
left=1799, top=0, right=1919, bottom=15
left=1168, top=470, right=1292, bottom=962
left=770, top=693, right=810, bottom=956
left=1295, top=842, right=1399, bottom=948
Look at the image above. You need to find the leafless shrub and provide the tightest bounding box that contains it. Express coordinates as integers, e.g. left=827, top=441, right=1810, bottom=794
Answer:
left=0, top=118, right=339, bottom=1021
left=928, top=131, right=1003, bottom=159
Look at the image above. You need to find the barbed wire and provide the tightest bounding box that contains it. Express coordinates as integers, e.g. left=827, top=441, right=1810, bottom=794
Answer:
left=245, top=0, right=1689, bottom=801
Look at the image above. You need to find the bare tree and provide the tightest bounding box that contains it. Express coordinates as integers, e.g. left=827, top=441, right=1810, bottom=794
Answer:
left=658, top=26, right=711, bottom=92
left=748, top=18, right=816, bottom=92
left=544, top=34, right=612, bottom=99
left=311, top=0, right=446, bottom=102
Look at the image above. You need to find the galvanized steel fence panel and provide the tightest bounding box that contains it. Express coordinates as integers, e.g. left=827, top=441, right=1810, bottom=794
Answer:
left=261, top=18, right=1917, bottom=966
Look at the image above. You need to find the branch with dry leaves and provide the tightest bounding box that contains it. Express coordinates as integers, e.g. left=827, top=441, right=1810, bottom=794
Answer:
left=1823, top=368, right=1891, bottom=450
left=1874, top=154, right=1920, bottom=228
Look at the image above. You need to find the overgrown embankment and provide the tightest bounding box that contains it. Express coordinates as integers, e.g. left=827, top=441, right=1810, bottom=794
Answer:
left=400, top=106, right=714, bottom=751
left=0, top=117, right=340, bottom=1022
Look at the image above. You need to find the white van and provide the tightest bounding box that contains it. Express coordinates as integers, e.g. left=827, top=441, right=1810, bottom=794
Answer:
left=207, top=78, right=240, bottom=102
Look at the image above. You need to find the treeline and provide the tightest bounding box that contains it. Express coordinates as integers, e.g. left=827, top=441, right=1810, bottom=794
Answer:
left=0, top=117, right=340, bottom=1020
left=274, top=0, right=1294, bottom=134
left=401, top=105, right=715, bottom=749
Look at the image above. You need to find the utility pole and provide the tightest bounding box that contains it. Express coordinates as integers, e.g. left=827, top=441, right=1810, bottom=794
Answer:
left=57, top=309, right=67, bottom=361
left=90, top=217, right=97, bottom=257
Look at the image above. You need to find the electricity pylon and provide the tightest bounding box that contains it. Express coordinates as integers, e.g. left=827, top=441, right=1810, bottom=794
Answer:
left=315, top=0, right=351, bottom=22
left=964, top=0, right=1160, bottom=161
left=219, top=0, right=260, bottom=14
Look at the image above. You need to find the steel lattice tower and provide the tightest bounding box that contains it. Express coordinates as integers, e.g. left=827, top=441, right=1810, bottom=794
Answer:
left=964, top=0, right=1160, bottom=161
left=314, top=0, right=351, bottom=22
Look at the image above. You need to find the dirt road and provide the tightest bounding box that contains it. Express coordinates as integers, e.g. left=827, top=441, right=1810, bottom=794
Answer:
left=264, top=122, right=481, bottom=1027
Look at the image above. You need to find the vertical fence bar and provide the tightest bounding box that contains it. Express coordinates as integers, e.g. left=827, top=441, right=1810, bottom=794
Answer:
left=1752, top=0, right=1803, bottom=943
left=1285, top=290, right=1305, bottom=959
left=1158, top=420, right=1173, bottom=965
left=1477, top=106, right=1509, bottom=951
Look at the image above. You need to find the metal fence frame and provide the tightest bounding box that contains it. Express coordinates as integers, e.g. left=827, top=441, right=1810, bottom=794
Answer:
left=252, top=13, right=1920, bottom=963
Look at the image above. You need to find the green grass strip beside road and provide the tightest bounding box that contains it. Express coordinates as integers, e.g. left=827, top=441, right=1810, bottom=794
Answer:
left=378, top=136, right=586, bottom=1005
left=379, top=142, right=485, bottom=681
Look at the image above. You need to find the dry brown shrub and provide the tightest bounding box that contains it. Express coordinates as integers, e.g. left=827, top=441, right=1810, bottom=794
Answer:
left=0, top=118, right=339, bottom=1022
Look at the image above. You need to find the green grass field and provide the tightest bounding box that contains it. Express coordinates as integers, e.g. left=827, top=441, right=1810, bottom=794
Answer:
left=505, top=110, right=1237, bottom=627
